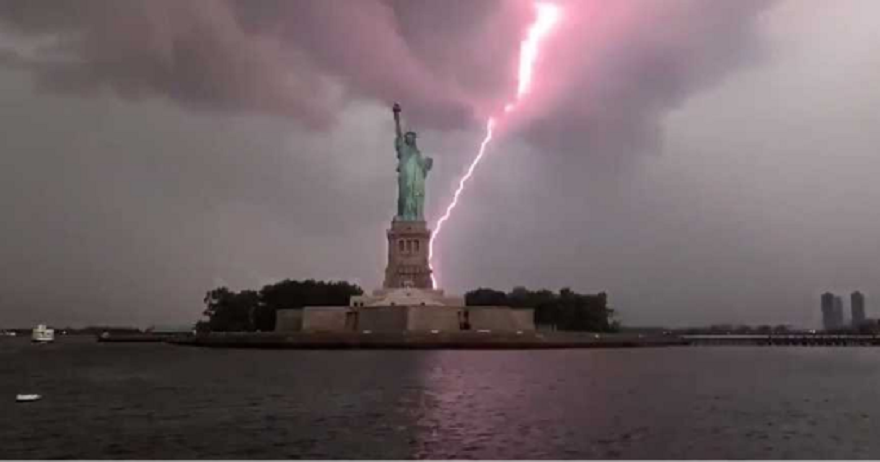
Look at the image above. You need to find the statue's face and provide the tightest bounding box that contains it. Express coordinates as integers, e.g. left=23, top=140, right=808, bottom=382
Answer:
left=405, top=133, right=417, bottom=146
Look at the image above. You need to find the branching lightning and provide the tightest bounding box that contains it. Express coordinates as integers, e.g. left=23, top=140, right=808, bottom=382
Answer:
left=429, top=2, right=561, bottom=288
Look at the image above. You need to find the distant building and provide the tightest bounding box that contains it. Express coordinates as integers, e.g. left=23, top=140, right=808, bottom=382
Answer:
left=821, top=292, right=845, bottom=331
left=851, top=291, right=866, bottom=328
left=821, top=292, right=836, bottom=330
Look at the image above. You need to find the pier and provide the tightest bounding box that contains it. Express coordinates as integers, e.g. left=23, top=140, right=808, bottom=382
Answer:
left=682, top=333, right=880, bottom=346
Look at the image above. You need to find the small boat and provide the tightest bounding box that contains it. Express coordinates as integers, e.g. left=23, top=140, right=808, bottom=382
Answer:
left=16, top=394, right=41, bottom=403
left=31, top=324, right=55, bottom=343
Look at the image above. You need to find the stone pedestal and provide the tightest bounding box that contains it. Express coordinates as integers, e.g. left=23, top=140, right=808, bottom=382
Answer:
left=383, top=219, right=433, bottom=289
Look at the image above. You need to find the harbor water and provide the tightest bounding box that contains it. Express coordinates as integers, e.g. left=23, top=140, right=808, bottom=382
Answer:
left=3, top=337, right=880, bottom=459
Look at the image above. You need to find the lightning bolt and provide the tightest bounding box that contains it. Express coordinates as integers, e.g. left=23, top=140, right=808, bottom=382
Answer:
left=429, top=2, right=561, bottom=288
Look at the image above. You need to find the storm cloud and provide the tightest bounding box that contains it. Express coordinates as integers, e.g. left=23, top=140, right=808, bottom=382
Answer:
left=1, top=0, right=878, bottom=329
left=0, top=0, right=521, bottom=128
left=0, top=0, right=771, bottom=142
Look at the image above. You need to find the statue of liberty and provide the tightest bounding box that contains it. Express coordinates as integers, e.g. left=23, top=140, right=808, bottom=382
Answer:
left=392, top=103, right=432, bottom=221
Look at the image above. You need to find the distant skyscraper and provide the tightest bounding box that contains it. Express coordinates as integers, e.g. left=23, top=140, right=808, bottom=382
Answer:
left=821, top=292, right=837, bottom=331
left=851, top=291, right=866, bottom=328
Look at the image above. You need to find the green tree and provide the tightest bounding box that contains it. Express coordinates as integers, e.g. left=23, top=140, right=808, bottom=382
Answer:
left=202, top=287, right=259, bottom=332
left=466, top=287, right=616, bottom=332
left=200, top=280, right=364, bottom=332
left=465, top=288, right=508, bottom=306
left=255, top=279, right=363, bottom=331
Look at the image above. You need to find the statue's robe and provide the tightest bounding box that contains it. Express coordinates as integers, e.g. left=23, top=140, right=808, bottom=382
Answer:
left=395, top=136, right=433, bottom=221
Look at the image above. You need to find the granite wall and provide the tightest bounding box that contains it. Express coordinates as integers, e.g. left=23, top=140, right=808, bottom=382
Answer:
left=467, top=307, right=535, bottom=332
left=356, top=307, right=408, bottom=333
left=302, top=307, right=350, bottom=332
left=511, top=309, right=536, bottom=331
left=407, top=307, right=462, bottom=332
left=275, top=309, right=303, bottom=332
left=276, top=305, right=535, bottom=333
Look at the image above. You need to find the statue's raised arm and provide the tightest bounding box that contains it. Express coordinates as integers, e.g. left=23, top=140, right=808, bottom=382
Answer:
left=392, top=102, right=403, bottom=141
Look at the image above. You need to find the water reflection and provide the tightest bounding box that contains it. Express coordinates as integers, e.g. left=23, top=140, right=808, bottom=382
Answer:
left=4, top=338, right=880, bottom=459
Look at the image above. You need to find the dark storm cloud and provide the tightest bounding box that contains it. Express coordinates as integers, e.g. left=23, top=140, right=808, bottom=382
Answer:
left=0, top=0, right=526, bottom=129
left=0, top=0, right=772, bottom=142
left=0, top=0, right=342, bottom=126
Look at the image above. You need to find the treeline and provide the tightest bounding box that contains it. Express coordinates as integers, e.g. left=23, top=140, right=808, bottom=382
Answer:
left=467, top=287, right=617, bottom=332
left=199, top=280, right=363, bottom=332
left=199, top=280, right=617, bottom=333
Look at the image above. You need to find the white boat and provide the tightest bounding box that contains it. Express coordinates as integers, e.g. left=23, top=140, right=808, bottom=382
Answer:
left=16, top=394, right=41, bottom=403
left=31, top=324, right=55, bottom=343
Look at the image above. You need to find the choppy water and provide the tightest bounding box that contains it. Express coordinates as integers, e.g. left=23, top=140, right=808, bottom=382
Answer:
left=3, top=337, right=880, bottom=459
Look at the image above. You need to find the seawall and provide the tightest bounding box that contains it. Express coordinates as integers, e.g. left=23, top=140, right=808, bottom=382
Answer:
left=168, top=332, right=686, bottom=350
left=97, top=333, right=182, bottom=343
